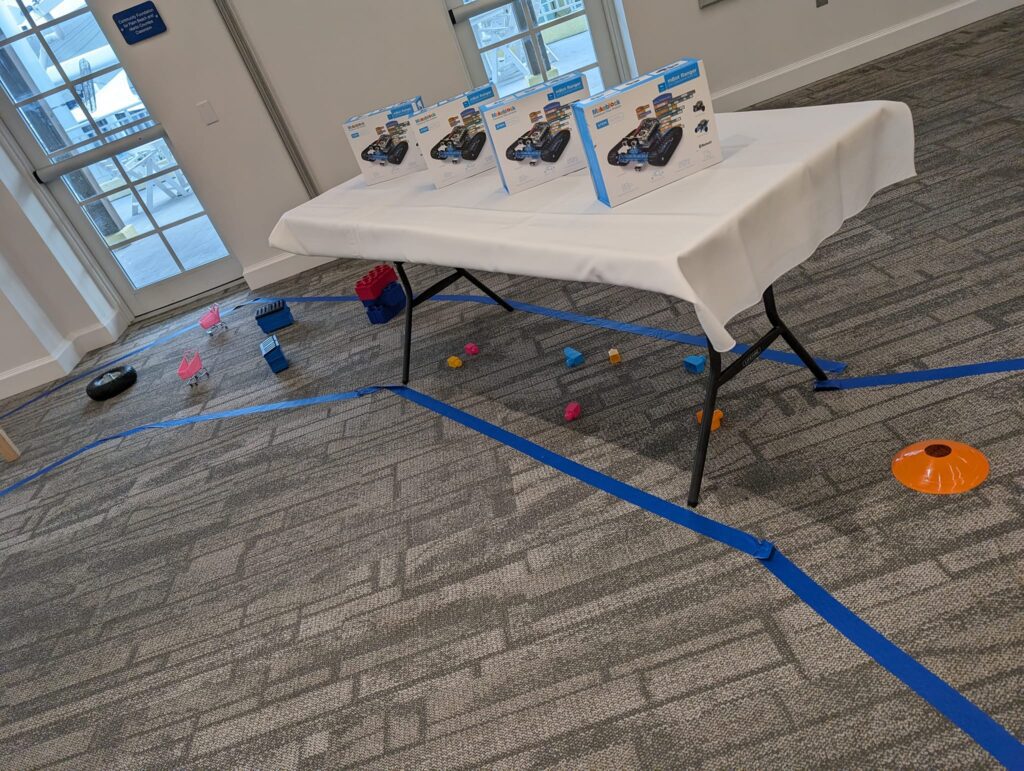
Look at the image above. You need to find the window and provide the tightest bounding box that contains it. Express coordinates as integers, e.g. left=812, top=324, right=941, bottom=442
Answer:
left=446, top=0, right=628, bottom=98
left=0, top=0, right=230, bottom=295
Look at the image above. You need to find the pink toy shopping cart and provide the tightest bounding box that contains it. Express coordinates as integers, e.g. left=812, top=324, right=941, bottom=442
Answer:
left=177, top=350, right=210, bottom=388
left=198, top=303, right=227, bottom=335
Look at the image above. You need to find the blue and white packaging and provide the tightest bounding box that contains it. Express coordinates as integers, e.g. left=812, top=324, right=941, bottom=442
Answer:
left=413, top=84, right=497, bottom=189
left=481, top=73, right=591, bottom=195
left=344, top=96, right=427, bottom=186
left=572, top=59, right=721, bottom=207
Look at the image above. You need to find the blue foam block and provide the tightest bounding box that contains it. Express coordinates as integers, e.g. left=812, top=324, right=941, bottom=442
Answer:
left=564, top=347, right=585, bottom=368
left=683, top=354, right=705, bottom=374
left=260, top=335, right=289, bottom=373
left=256, top=300, right=294, bottom=334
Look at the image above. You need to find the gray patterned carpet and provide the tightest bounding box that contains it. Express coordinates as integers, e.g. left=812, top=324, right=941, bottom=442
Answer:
left=1, top=9, right=1022, bottom=769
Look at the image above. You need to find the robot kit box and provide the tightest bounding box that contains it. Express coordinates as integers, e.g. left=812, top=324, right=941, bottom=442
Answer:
left=344, top=96, right=427, bottom=186
left=481, top=72, right=590, bottom=195
left=572, top=59, right=721, bottom=206
left=413, top=84, right=497, bottom=189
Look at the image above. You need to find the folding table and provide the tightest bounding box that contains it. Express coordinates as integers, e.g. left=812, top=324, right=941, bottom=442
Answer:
left=270, top=100, right=915, bottom=504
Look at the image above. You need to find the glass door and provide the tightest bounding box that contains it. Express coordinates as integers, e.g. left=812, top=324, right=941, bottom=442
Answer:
left=0, top=0, right=240, bottom=315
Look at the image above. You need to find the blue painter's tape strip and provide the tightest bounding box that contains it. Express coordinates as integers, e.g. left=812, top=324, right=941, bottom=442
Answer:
left=762, top=551, right=1024, bottom=769
left=3, top=377, right=1021, bottom=765
left=390, top=385, right=1024, bottom=767
left=815, top=357, right=1024, bottom=391
left=1, top=292, right=843, bottom=422
left=431, top=295, right=847, bottom=373
left=388, top=384, right=774, bottom=557
left=0, top=301, right=259, bottom=421
left=0, top=387, right=378, bottom=500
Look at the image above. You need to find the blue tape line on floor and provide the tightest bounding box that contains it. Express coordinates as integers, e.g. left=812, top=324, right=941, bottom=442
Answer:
left=761, top=551, right=1024, bottom=769
left=1, top=293, right=845, bottom=422
left=815, top=357, right=1024, bottom=391
left=0, top=301, right=258, bottom=422
left=2, top=380, right=1021, bottom=765
left=0, top=386, right=378, bottom=500
left=432, top=295, right=848, bottom=373
left=390, top=385, right=1024, bottom=768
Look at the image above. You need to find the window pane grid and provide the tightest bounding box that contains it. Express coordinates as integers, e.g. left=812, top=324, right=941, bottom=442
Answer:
left=4, top=1, right=231, bottom=291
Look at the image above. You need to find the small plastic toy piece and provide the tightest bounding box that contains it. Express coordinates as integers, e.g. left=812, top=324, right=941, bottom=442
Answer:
left=683, top=354, right=706, bottom=374
left=356, top=265, right=406, bottom=325
left=260, top=335, right=289, bottom=373
left=564, top=402, right=581, bottom=422
left=255, top=300, right=294, bottom=334
left=696, top=408, right=723, bottom=431
left=608, top=348, right=621, bottom=365
left=464, top=342, right=480, bottom=356
left=355, top=264, right=399, bottom=301
left=198, top=303, right=228, bottom=336
left=564, top=347, right=584, bottom=368
left=447, top=355, right=463, bottom=369
left=177, top=351, right=209, bottom=389
left=86, top=366, right=137, bottom=401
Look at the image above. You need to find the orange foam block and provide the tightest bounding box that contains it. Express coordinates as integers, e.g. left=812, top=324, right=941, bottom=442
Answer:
left=608, top=348, right=621, bottom=364
left=447, top=355, right=463, bottom=369
left=696, top=408, right=723, bottom=431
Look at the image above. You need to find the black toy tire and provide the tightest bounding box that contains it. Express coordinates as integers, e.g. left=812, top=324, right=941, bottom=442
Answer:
left=648, top=126, right=682, bottom=167
left=86, top=366, right=137, bottom=402
left=388, top=141, right=409, bottom=164
left=607, top=140, right=629, bottom=166
left=429, top=140, right=446, bottom=161
left=461, top=132, right=487, bottom=161
left=540, top=129, right=571, bottom=163
left=360, top=144, right=375, bottom=162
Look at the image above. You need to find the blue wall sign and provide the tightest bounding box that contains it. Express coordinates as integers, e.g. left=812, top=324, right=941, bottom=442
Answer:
left=113, top=2, right=167, bottom=45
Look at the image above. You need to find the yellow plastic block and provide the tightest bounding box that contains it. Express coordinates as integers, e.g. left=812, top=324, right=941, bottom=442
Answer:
left=608, top=348, right=621, bottom=365
left=695, top=408, right=723, bottom=432
left=447, top=355, right=463, bottom=369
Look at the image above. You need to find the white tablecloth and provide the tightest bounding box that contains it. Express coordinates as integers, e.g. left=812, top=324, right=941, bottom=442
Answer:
left=270, top=101, right=915, bottom=351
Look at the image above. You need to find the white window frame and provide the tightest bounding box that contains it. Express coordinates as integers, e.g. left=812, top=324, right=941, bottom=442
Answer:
left=444, top=0, right=632, bottom=96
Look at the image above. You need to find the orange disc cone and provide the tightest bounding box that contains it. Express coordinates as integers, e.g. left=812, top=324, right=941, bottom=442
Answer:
left=891, top=440, right=989, bottom=494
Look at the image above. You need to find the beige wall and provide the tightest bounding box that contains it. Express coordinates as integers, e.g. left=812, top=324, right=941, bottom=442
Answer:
left=231, top=1, right=472, bottom=192
left=620, top=0, right=1021, bottom=108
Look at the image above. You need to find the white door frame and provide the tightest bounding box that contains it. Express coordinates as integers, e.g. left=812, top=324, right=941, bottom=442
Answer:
left=0, top=3, right=241, bottom=316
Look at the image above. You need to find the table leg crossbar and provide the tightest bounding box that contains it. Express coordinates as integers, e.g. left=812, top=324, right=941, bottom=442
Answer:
left=390, top=266, right=826, bottom=507
left=687, top=285, right=828, bottom=505
left=393, top=262, right=514, bottom=384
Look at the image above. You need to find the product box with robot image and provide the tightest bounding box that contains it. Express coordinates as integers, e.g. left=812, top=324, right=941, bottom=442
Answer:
left=344, top=96, right=427, bottom=185
left=481, top=72, right=590, bottom=194
left=572, top=59, right=721, bottom=206
left=414, top=84, right=497, bottom=188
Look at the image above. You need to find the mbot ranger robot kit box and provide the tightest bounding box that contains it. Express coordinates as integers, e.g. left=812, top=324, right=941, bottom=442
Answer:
left=573, top=59, right=721, bottom=206
left=481, top=72, right=590, bottom=195
left=344, top=96, right=427, bottom=186
left=414, top=84, right=497, bottom=189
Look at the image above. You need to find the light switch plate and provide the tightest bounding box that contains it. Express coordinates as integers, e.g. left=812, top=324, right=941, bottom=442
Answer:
left=197, top=100, right=219, bottom=126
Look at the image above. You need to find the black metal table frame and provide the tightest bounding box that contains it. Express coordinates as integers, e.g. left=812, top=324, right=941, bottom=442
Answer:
left=393, top=262, right=828, bottom=506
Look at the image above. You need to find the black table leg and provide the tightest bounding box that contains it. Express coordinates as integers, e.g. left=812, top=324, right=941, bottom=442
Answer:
left=686, top=283, right=828, bottom=506
left=392, top=262, right=514, bottom=385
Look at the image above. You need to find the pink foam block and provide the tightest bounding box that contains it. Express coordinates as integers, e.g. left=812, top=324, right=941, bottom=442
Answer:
left=464, top=342, right=480, bottom=356
left=563, top=401, right=581, bottom=422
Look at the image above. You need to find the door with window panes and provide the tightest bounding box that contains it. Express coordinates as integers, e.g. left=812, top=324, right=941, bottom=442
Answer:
left=0, top=0, right=239, bottom=315
left=446, top=0, right=626, bottom=98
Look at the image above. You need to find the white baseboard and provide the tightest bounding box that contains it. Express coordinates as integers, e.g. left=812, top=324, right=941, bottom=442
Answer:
left=243, top=251, right=337, bottom=290
left=713, top=0, right=1023, bottom=111
left=0, top=308, right=130, bottom=402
